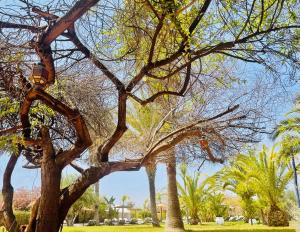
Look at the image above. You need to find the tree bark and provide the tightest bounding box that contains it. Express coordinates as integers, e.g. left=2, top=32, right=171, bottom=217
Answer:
left=2, top=153, right=19, bottom=232
left=291, top=156, right=300, bottom=208
left=26, top=199, right=39, bottom=232
left=36, top=128, right=62, bottom=231
left=36, top=156, right=61, bottom=232
left=26, top=128, right=63, bottom=232
left=146, top=164, right=160, bottom=227
left=165, top=152, right=184, bottom=232
left=267, top=205, right=289, bottom=227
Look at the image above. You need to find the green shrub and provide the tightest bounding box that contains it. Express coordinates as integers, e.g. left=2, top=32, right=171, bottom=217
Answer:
left=77, top=210, right=95, bottom=224
left=15, top=210, right=30, bottom=225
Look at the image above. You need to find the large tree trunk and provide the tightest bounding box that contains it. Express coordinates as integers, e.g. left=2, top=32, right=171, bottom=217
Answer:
left=36, top=157, right=61, bottom=232
left=146, top=164, right=160, bottom=227
left=291, top=156, right=300, bottom=208
left=94, top=180, right=100, bottom=225
left=26, top=128, right=63, bottom=232
left=165, top=152, right=184, bottom=232
left=2, top=154, right=19, bottom=232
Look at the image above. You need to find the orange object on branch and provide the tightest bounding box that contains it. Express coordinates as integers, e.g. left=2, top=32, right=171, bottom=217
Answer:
left=199, top=138, right=209, bottom=149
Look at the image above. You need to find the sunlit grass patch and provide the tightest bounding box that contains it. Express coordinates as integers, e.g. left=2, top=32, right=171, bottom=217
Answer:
left=62, top=222, right=296, bottom=232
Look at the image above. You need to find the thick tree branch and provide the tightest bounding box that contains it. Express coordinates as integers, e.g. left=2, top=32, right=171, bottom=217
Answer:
left=59, top=160, right=141, bottom=221
left=145, top=105, right=240, bottom=159
left=189, top=0, right=212, bottom=34
left=0, top=125, right=22, bottom=137
left=141, top=128, right=223, bottom=165
left=148, top=16, right=165, bottom=64
left=70, top=162, right=84, bottom=174
left=1, top=152, right=19, bottom=232
left=42, top=0, right=100, bottom=45
left=97, top=89, right=127, bottom=162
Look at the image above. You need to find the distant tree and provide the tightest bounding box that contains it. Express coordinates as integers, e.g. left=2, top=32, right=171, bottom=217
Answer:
left=121, top=195, right=129, bottom=220
left=13, top=188, right=40, bottom=211
left=104, top=196, right=118, bottom=220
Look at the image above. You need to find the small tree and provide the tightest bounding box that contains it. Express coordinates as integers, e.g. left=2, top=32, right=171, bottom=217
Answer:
left=104, top=196, right=118, bottom=221
left=120, top=195, right=129, bottom=220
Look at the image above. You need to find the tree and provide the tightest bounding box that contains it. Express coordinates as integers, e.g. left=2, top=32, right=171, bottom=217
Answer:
left=178, top=164, right=229, bottom=224
left=225, top=147, right=293, bottom=226
left=145, top=165, right=160, bottom=227
left=121, top=195, right=129, bottom=220
left=156, top=192, right=165, bottom=222
left=205, top=192, right=228, bottom=219
left=103, top=196, right=117, bottom=221
left=279, top=136, right=300, bottom=209
left=126, top=101, right=165, bottom=227
left=0, top=0, right=299, bottom=231
left=165, top=149, right=184, bottom=232
left=215, top=157, right=257, bottom=223
left=273, top=104, right=300, bottom=208
left=177, top=163, right=204, bottom=224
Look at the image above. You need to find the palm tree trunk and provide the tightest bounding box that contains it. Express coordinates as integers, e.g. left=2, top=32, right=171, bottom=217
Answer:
left=291, top=156, right=300, bottom=208
left=260, top=209, right=267, bottom=225
left=165, top=152, right=184, bottom=232
left=94, top=180, right=100, bottom=225
left=146, top=164, right=160, bottom=227
left=122, top=201, right=124, bottom=220
left=267, top=205, right=289, bottom=227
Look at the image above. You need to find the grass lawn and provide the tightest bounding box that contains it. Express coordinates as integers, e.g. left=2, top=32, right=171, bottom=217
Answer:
left=62, top=222, right=296, bottom=232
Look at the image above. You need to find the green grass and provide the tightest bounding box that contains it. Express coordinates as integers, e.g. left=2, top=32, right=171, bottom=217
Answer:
left=1, top=223, right=296, bottom=232
left=62, top=222, right=296, bottom=232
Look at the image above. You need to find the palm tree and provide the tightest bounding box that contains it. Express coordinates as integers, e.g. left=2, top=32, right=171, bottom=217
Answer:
left=127, top=101, right=165, bottom=227
left=274, top=107, right=300, bottom=209
left=156, top=191, right=165, bottom=222
left=214, top=157, right=256, bottom=223
left=104, top=196, right=116, bottom=220
left=279, top=135, right=300, bottom=208
left=234, top=147, right=292, bottom=226
left=146, top=164, right=160, bottom=226
left=177, top=163, right=205, bottom=224
left=165, top=150, right=185, bottom=232
left=121, top=195, right=129, bottom=220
